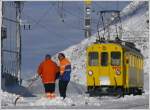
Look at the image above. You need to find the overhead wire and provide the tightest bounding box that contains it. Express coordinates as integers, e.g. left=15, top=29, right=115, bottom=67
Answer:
left=97, top=12, right=101, bottom=40
left=57, top=1, right=64, bottom=22
left=23, top=8, right=83, bottom=32
left=58, top=2, right=83, bottom=30
left=23, top=2, right=84, bottom=31
left=5, top=1, right=83, bottom=35
left=22, top=2, right=117, bottom=39
left=22, top=3, right=54, bottom=28
left=22, top=12, right=81, bottom=40
left=49, top=3, right=84, bottom=30
left=61, top=21, right=83, bottom=31
left=23, top=15, right=66, bottom=39
left=50, top=2, right=83, bottom=21
left=64, top=8, right=83, bottom=21
left=61, top=5, right=83, bottom=20
left=59, top=5, right=84, bottom=30
left=76, top=2, right=84, bottom=29
left=91, top=2, right=105, bottom=34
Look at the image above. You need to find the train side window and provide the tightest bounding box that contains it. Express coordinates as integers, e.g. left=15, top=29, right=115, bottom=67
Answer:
left=126, top=58, right=129, bottom=64
left=101, top=52, right=108, bottom=66
left=88, top=52, right=99, bottom=66
left=139, top=58, right=141, bottom=68
left=132, top=55, right=134, bottom=67
left=139, top=57, right=141, bottom=68
left=137, top=56, right=139, bottom=68
left=141, top=59, right=142, bottom=69
left=137, top=57, right=138, bottom=68
left=111, top=52, right=121, bottom=66
left=126, top=55, right=129, bottom=64
left=134, top=56, right=136, bottom=67
left=139, top=58, right=140, bottom=69
left=135, top=56, right=137, bottom=67
left=129, top=55, right=132, bottom=66
left=133, top=56, right=135, bottom=67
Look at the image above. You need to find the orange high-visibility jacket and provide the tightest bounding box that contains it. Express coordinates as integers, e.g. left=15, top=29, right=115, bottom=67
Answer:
left=37, top=59, right=59, bottom=84
left=60, top=58, right=71, bottom=75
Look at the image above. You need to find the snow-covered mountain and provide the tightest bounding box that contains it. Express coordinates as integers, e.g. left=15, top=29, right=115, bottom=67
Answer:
left=121, top=1, right=148, bottom=18
left=53, top=1, right=149, bottom=85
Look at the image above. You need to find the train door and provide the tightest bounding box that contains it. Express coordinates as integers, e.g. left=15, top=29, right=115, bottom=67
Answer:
left=124, top=52, right=129, bottom=88
left=109, top=51, right=122, bottom=86
left=87, top=51, right=100, bottom=86
left=99, top=52, right=110, bottom=86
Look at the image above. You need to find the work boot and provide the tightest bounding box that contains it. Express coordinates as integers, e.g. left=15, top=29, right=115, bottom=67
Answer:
left=51, top=92, right=56, bottom=99
left=46, top=93, right=52, bottom=99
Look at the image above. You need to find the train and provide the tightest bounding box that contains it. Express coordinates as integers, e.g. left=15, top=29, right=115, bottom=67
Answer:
left=86, top=38, right=144, bottom=97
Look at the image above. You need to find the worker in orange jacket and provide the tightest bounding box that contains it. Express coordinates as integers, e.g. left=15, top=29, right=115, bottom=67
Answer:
left=58, top=53, right=71, bottom=99
left=37, top=54, right=59, bottom=99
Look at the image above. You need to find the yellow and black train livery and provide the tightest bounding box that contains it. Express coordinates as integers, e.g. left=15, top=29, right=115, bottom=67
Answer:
left=86, top=38, right=144, bottom=97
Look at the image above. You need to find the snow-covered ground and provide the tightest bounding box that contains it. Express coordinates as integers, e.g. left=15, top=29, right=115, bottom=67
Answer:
left=1, top=90, right=149, bottom=109
left=1, top=1, right=149, bottom=109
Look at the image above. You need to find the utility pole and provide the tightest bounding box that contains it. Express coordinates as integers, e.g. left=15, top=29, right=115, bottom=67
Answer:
left=15, top=1, right=22, bottom=85
left=1, top=1, right=4, bottom=75
left=84, top=0, right=92, bottom=38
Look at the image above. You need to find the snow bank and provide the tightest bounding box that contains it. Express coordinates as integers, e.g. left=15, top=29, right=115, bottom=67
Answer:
left=29, top=96, right=73, bottom=106
left=6, top=93, right=148, bottom=108
left=1, top=91, right=23, bottom=107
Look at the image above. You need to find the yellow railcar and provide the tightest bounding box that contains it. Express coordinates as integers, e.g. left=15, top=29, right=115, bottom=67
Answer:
left=86, top=40, right=144, bottom=97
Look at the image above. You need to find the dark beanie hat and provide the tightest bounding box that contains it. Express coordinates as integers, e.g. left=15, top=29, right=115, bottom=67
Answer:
left=45, top=54, right=51, bottom=59
left=58, top=53, right=65, bottom=57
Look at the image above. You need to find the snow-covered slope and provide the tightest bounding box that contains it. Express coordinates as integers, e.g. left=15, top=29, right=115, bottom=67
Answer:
left=53, top=1, right=149, bottom=85
left=121, top=1, right=148, bottom=18
left=52, top=37, right=95, bottom=85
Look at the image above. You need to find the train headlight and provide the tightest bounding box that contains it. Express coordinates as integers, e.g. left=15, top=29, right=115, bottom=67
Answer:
left=116, top=69, right=121, bottom=75
left=88, top=70, right=93, bottom=76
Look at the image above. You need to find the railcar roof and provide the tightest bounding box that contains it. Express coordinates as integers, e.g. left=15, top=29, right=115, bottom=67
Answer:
left=89, top=40, right=143, bottom=57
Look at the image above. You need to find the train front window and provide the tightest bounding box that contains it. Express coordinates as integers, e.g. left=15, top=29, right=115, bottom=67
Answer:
left=101, top=52, right=108, bottom=66
left=88, top=52, right=99, bottom=66
left=111, top=52, right=121, bottom=66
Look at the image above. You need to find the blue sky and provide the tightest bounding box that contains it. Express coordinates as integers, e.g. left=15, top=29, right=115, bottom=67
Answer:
left=18, top=1, right=130, bottom=78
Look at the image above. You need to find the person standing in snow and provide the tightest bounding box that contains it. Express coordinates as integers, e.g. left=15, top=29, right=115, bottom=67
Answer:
left=58, top=53, right=71, bottom=99
left=37, top=54, right=59, bottom=99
